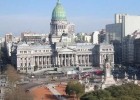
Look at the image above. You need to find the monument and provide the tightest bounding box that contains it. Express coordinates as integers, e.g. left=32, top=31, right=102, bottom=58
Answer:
left=134, top=74, right=138, bottom=84
left=101, top=55, right=116, bottom=89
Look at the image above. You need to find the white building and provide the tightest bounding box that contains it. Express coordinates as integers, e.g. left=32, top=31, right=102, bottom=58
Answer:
left=91, top=31, right=100, bottom=44
left=0, top=37, right=5, bottom=48
left=11, top=0, right=114, bottom=74
left=50, top=0, right=75, bottom=43
left=15, top=42, right=114, bottom=73
left=5, top=33, right=13, bottom=43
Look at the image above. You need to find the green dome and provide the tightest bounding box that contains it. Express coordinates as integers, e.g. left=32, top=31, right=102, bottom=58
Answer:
left=52, top=1, right=67, bottom=21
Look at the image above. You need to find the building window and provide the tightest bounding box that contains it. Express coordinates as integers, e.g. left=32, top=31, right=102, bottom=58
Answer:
left=28, top=68, right=31, bottom=70
left=24, top=51, right=27, bottom=53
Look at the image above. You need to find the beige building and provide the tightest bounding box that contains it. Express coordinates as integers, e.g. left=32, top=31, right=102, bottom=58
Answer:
left=5, top=33, right=13, bottom=43
left=21, top=31, right=48, bottom=42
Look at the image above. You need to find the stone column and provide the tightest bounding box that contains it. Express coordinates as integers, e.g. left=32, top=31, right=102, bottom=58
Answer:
left=46, top=56, right=48, bottom=65
left=65, top=54, right=66, bottom=67
left=74, top=54, right=76, bottom=66
left=88, top=55, right=89, bottom=67
left=45, top=56, right=47, bottom=65
left=82, top=55, right=84, bottom=66
left=78, top=56, right=80, bottom=65
left=61, top=54, right=63, bottom=66
left=59, top=54, right=61, bottom=66
left=84, top=55, right=86, bottom=67
left=55, top=55, right=57, bottom=66
left=57, top=54, right=59, bottom=66
left=41, top=56, right=43, bottom=68
left=76, top=55, right=80, bottom=65
left=75, top=54, right=78, bottom=66
left=49, top=56, right=51, bottom=66
left=81, top=55, right=83, bottom=64
left=38, top=56, right=39, bottom=67
left=43, top=56, right=45, bottom=67
left=68, top=55, right=69, bottom=66
left=47, top=56, right=49, bottom=66
left=72, top=54, right=74, bottom=67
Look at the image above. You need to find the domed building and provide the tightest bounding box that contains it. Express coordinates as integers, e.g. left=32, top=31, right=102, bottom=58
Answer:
left=50, top=0, right=75, bottom=43
left=13, top=0, right=114, bottom=75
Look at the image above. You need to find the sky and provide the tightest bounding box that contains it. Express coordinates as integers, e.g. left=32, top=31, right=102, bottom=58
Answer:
left=0, top=0, right=140, bottom=36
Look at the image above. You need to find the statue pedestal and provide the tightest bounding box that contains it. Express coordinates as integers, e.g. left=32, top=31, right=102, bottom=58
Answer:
left=102, top=75, right=116, bottom=89
left=134, top=80, right=138, bottom=85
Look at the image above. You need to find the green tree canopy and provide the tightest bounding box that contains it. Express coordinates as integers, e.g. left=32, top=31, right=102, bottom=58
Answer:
left=81, top=83, right=140, bottom=100
left=65, top=81, right=85, bottom=100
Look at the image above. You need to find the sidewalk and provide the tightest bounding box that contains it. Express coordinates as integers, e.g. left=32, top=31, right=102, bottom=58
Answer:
left=47, top=84, right=67, bottom=100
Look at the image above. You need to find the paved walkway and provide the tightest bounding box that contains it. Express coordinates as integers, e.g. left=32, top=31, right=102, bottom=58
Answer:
left=47, top=84, right=67, bottom=100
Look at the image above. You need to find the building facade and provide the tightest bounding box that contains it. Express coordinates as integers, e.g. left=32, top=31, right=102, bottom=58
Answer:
left=122, top=35, right=135, bottom=65
left=21, top=32, right=48, bottom=42
left=15, top=42, right=114, bottom=73
left=50, top=0, right=75, bottom=43
left=134, top=38, right=140, bottom=65
left=5, top=33, right=13, bottom=43
left=106, top=14, right=140, bottom=42
left=10, top=1, right=115, bottom=73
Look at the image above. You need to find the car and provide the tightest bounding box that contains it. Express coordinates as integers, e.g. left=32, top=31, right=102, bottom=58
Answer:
left=94, top=70, right=104, bottom=75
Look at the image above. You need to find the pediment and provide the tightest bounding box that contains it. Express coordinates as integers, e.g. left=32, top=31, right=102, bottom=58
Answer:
left=57, top=47, right=76, bottom=52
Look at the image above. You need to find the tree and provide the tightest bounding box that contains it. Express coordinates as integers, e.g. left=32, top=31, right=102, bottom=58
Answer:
left=65, top=81, right=85, bottom=100
left=5, top=86, right=33, bottom=100
left=4, top=64, right=33, bottom=100
left=5, top=64, right=20, bottom=86
left=81, top=83, right=140, bottom=100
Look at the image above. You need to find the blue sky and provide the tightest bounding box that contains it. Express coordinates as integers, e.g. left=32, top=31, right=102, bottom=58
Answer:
left=0, top=0, right=139, bottom=35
